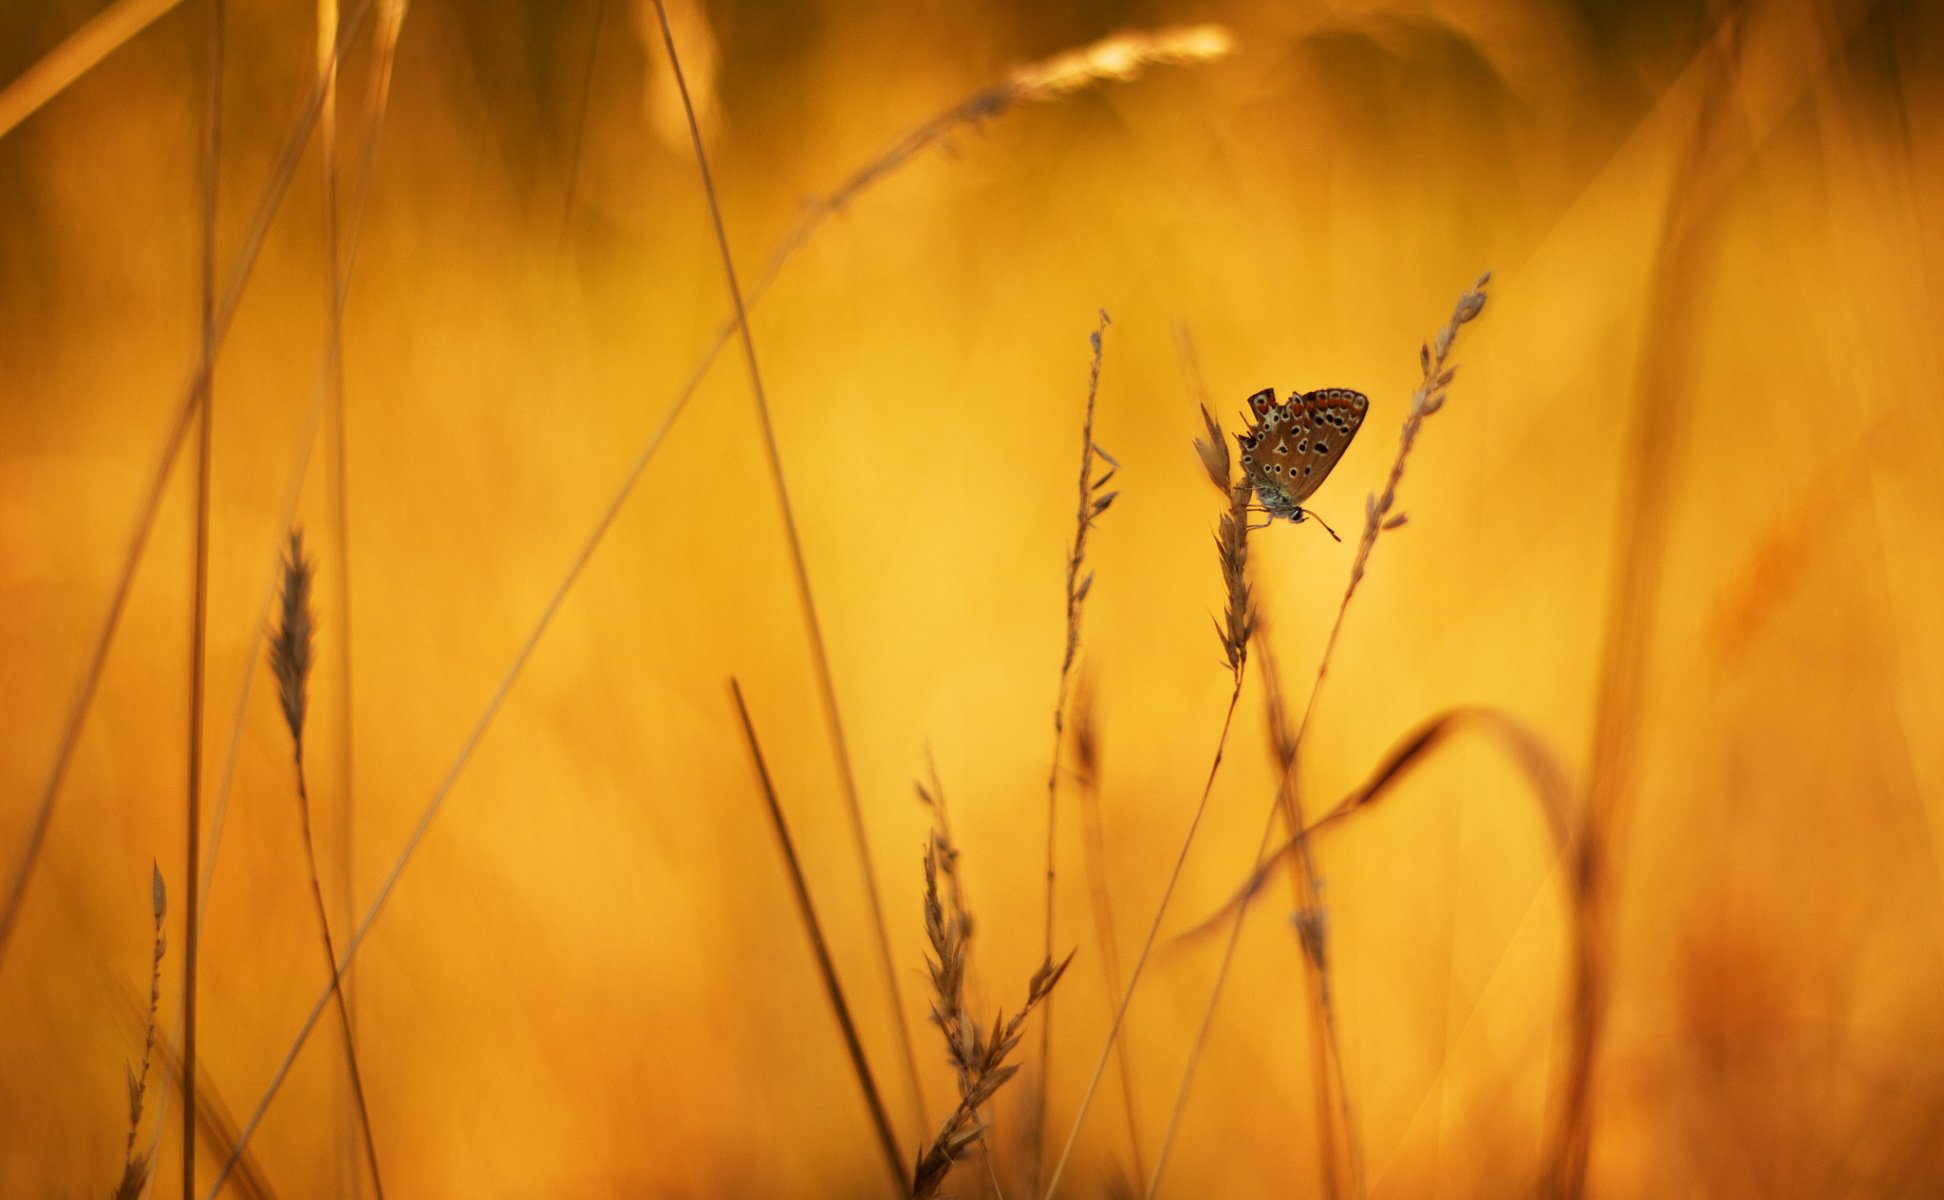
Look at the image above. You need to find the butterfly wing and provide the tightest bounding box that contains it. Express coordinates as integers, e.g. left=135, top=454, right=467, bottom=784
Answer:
left=1248, top=387, right=1369, bottom=504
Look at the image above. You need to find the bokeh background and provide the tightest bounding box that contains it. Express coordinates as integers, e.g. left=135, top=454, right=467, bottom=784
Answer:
left=3, top=0, right=1942, bottom=1195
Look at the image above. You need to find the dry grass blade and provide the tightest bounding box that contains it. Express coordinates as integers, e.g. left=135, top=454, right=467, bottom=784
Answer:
left=1041, top=399, right=1257, bottom=1199
left=181, top=4, right=224, bottom=1190
left=268, top=530, right=387, bottom=1198
left=1071, top=675, right=1145, bottom=1181
left=1145, top=275, right=1492, bottom=1200
left=1031, top=310, right=1116, bottom=1189
left=647, top=0, right=929, bottom=1134
left=113, top=865, right=166, bottom=1200
left=0, top=0, right=379, bottom=974
left=0, top=0, right=185, bottom=139
left=730, top=680, right=908, bottom=1199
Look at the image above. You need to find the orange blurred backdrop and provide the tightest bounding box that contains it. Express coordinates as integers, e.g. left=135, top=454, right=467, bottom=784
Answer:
left=3, top=0, right=1942, bottom=1196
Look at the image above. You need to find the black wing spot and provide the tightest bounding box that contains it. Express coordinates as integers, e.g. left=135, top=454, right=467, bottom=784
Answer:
left=1315, top=440, right=1328, bottom=453
left=1303, top=466, right=1312, bottom=475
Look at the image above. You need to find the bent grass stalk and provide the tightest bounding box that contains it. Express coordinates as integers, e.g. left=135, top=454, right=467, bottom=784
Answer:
left=1144, top=275, right=1492, bottom=1199
left=1040, top=403, right=1255, bottom=1200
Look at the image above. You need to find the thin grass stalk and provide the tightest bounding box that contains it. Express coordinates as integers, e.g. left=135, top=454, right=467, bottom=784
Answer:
left=1030, top=311, right=1117, bottom=1191
left=646, top=0, right=931, bottom=1135
left=730, top=681, right=907, bottom=1198
left=1254, top=623, right=1348, bottom=1199
left=0, top=0, right=378, bottom=973
left=114, top=867, right=167, bottom=1200
left=268, top=532, right=385, bottom=1197
left=1071, top=676, right=1145, bottom=1181
left=182, top=4, right=223, bottom=1192
left=1549, top=43, right=1735, bottom=1200
left=208, top=29, right=1227, bottom=1184
left=1145, top=275, right=1491, bottom=1199
left=311, top=2, right=360, bottom=1187
left=1040, top=411, right=1253, bottom=1199
left=0, top=0, right=184, bottom=139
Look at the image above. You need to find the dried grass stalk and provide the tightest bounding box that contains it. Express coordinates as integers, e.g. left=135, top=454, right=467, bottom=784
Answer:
left=1071, top=676, right=1145, bottom=1180
left=113, top=866, right=167, bottom=1200
left=181, top=5, right=225, bottom=1189
left=1030, top=311, right=1117, bottom=1188
left=917, top=762, right=1012, bottom=1199
left=1254, top=621, right=1350, bottom=1199
left=0, top=0, right=185, bottom=139
left=269, top=530, right=387, bottom=1198
left=730, top=681, right=908, bottom=1198
left=914, top=897, right=1073, bottom=1200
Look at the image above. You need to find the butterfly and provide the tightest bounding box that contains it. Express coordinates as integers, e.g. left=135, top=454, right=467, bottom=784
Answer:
left=1235, top=386, right=1369, bottom=539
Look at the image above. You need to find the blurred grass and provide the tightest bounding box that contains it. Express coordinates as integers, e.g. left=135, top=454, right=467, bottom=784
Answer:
left=2, top=0, right=1942, bottom=1196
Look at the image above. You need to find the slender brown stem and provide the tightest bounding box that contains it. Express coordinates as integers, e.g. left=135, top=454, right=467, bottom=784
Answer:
left=292, top=756, right=386, bottom=1197
left=645, top=0, right=926, bottom=1136
left=0, top=0, right=185, bottom=139
left=729, top=681, right=907, bottom=1198
left=1042, top=674, right=1245, bottom=1199
left=314, top=8, right=364, bottom=1189
left=1031, top=312, right=1114, bottom=1191
left=1072, top=680, right=1145, bottom=1181
left=182, top=3, right=222, bottom=1193
left=1259, top=627, right=1350, bottom=1199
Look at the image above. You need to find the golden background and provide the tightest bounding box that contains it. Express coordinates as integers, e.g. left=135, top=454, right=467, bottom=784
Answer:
left=2, top=0, right=1941, bottom=1195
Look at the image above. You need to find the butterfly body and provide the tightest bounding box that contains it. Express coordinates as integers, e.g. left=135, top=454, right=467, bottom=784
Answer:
left=1235, top=386, right=1369, bottom=527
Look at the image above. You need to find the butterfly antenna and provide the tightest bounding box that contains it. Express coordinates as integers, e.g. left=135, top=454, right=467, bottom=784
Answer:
left=1306, top=509, right=1343, bottom=543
